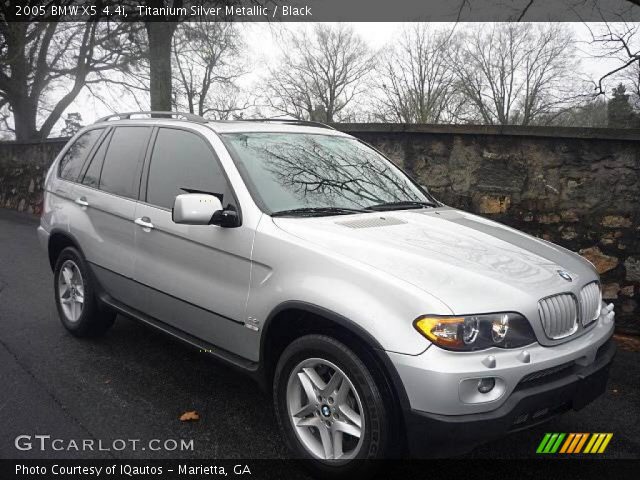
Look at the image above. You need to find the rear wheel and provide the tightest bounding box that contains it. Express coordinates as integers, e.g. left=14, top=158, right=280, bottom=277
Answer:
left=53, top=247, right=115, bottom=337
left=274, top=334, right=393, bottom=476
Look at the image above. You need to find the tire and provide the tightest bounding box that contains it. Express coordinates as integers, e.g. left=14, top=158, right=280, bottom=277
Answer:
left=273, top=334, right=393, bottom=477
left=53, top=246, right=115, bottom=337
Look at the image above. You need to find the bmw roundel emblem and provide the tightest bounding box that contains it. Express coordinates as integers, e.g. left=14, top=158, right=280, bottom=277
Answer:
left=557, top=270, right=573, bottom=282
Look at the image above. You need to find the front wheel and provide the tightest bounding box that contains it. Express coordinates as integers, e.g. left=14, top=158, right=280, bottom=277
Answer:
left=273, top=335, right=393, bottom=476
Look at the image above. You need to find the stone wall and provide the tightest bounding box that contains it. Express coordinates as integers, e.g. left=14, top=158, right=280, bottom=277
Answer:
left=1, top=124, right=639, bottom=332
left=0, top=139, right=66, bottom=215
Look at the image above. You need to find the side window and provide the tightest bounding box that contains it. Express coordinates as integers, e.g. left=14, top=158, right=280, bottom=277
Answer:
left=146, top=128, right=231, bottom=210
left=81, top=130, right=111, bottom=188
left=58, top=129, right=103, bottom=181
left=99, top=127, right=151, bottom=199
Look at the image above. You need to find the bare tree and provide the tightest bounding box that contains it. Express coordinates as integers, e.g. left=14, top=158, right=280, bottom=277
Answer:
left=0, top=99, right=11, bottom=138
left=138, top=0, right=184, bottom=112
left=544, top=96, right=608, bottom=127
left=372, top=24, right=460, bottom=123
left=262, top=24, right=375, bottom=123
left=84, top=20, right=252, bottom=121
left=139, top=1, right=255, bottom=112
left=588, top=21, right=640, bottom=97
left=449, top=23, right=582, bottom=126
left=453, top=0, right=640, bottom=22
left=0, top=18, right=138, bottom=140
left=172, top=22, right=249, bottom=119
left=621, top=60, right=640, bottom=108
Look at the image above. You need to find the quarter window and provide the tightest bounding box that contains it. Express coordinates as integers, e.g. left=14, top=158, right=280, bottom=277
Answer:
left=81, top=130, right=111, bottom=188
left=58, top=129, right=103, bottom=181
left=99, top=127, right=151, bottom=199
left=146, top=128, right=230, bottom=210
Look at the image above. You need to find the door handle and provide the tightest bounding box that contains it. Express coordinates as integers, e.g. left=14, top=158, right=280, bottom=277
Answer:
left=74, top=197, right=89, bottom=207
left=134, top=217, right=154, bottom=230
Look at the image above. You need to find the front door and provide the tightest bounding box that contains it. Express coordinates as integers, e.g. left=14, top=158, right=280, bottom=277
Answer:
left=133, top=127, right=254, bottom=358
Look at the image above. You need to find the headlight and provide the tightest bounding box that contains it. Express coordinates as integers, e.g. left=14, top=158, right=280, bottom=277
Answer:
left=414, top=313, right=536, bottom=351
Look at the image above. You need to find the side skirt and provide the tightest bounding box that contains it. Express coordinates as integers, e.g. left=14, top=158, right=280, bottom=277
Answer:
left=98, top=292, right=260, bottom=375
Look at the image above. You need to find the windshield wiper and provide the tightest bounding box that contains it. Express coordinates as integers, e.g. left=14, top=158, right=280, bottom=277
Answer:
left=271, top=207, right=369, bottom=217
left=368, top=200, right=437, bottom=211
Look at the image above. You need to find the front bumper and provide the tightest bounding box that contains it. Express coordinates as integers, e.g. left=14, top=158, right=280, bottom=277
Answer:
left=388, top=304, right=615, bottom=416
left=403, top=335, right=616, bottom=456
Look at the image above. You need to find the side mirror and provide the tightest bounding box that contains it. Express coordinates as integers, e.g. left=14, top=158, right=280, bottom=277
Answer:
left=172, top=193, right=240, bottom=228
left=210, top=208, right=240, bottom=228
left=172, top=193, right=223, bottom=225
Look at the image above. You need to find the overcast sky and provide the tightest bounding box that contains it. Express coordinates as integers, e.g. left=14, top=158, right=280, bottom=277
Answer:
left=62, top=22, right=623, bottom=135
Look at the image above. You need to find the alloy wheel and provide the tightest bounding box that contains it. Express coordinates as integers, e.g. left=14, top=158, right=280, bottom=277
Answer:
left=286, top=358, right=365, bottom=461
left=58, top=259, right=85, bottom=322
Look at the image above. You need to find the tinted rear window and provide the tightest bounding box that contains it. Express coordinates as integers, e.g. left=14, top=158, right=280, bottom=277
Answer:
left=99, top=127, right=151, bottom=199
left=80, top=130, right=111, bottom=189
left=58, top=129, right=103, bottom=181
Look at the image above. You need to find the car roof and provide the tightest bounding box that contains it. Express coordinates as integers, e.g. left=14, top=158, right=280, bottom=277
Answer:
left=90, top=112, right=351, bottom=137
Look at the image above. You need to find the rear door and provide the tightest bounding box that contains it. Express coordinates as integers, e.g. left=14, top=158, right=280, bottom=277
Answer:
left=133, top=127, right=254, bottom=357
left=72, top=126, right=152, bottom=309
left=51, top=127, right=106, bottom=218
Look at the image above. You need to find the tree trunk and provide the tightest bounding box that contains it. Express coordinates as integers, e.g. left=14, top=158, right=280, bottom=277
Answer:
left=5, top=23, right=39, bottom=140
left=146, top=22, right=175, bottom=112
left=12, top=97, right=38, bottom=141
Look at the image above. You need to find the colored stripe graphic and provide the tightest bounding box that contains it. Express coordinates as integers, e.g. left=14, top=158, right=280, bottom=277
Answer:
left=550, top=433, right=565, bottom=453
left=567, top=433, right=583, bottom=453
left=538, top=433, right=613, bottom=454
left=537, top=433, right=552, bottom=453
left=559, top=433, right=575, bottom=453
left=598, top=434, right=613, bottom=453
left=574, top=433, right=589, bottom=453
left=536, top=433, right=566, bottom=453
left=583, top=433, right=598, bottom=453
left=584, top=433, right=614, bottom=454
left=543, top=433, right=559, bottom=453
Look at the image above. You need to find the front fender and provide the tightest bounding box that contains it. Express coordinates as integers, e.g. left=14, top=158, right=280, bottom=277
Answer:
left=246, top=218, right=451, bottom=356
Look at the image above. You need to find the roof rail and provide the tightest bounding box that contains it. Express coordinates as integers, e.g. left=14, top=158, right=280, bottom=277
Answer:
left=95, top=111, right=207, bottom=123
left=239, top=118, right=335, bottom=130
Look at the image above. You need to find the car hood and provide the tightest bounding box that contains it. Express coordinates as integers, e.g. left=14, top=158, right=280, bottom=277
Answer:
left=272, top=207, right=597, bottom=314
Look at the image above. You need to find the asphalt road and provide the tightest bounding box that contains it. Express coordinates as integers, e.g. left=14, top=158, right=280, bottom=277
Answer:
left=0, top=208, right=638, bottom=476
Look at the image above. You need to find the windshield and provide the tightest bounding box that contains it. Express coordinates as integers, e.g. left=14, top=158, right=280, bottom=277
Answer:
left=221, top=132, right=436, bottom=215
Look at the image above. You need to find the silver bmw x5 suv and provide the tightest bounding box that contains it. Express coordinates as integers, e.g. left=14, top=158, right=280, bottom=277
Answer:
left=38, top=112, right=615, bottom=472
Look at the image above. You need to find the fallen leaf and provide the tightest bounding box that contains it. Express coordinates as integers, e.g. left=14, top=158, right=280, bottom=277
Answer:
left=180, top=411, right=200, bottom=422
left=613, top=334, right=640, bottom=352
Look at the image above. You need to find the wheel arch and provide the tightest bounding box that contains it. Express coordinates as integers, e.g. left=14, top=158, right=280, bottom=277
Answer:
left=47, top=229, right=83, bottom=271
left=260, top=301, right=412, bottom=414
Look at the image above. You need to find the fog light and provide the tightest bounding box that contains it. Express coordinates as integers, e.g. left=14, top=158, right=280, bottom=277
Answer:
left=477, top=377, right=496, bottom=394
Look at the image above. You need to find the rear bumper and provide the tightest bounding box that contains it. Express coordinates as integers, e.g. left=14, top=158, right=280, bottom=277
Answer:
left=36, top=225, right=50, bottom=252
left=404, top=335, right=616, bottom=457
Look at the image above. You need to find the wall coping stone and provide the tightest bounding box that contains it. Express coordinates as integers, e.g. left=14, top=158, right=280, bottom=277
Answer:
left=333, top=123, right=640, bottom=142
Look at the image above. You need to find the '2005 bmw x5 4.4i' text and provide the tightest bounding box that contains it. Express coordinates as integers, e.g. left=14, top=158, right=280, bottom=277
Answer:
left=39, top=112, right=615, bottom=472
